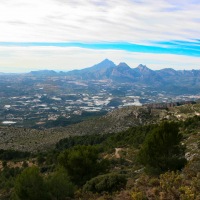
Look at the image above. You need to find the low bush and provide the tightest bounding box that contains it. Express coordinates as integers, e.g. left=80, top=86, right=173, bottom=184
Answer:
left=83, top=173, right=127, bottom=193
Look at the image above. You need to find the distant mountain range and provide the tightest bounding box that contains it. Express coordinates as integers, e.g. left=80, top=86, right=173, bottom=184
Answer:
left=28, top=59, right=200, bottom=93
left=66, top=59, right=200, bottom=83
left=65, top=59, right=158, bottom=82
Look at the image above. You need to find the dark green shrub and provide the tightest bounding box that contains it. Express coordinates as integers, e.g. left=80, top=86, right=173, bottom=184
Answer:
left=0, top=149, right=30, bottom=161
left=0, top=167, right=22, bottom=192
left=37, top=154, right=46, bottom=165
left=58, top=145, right=108, bottom=186
left=12, top=167, right=50, bottom=200
left=46, top=169, right=75, bottom=199
left=83, top=173, right=127, bottom=193
left=138, top=121, right=187, bottom=173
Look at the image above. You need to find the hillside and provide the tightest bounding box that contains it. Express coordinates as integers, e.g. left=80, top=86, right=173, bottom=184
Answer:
left=0, top=103, right=200, bottom=199
left=1, top=102, right=200, bottom=152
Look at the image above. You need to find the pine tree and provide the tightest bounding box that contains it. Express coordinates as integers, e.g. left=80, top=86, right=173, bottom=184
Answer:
left=13, top=167, right=50, bottom=200
left=138, top=121, right=186, bottom=173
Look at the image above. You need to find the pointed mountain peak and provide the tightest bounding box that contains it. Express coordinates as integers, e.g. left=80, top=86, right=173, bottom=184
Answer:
left=99, top=58, right=115, bottom=65
left=104, top=58, right=111, bottom=62
left=117, top=62, right=131, bottom=68
left=81, top=59, right=116, bottom=73
left=137, top=64, right=151, bottom=71
left=91, top=59, right=116, bottom=70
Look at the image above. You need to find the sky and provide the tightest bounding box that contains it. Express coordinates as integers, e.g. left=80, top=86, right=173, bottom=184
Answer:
left=0, top=0, right=200, bottom=72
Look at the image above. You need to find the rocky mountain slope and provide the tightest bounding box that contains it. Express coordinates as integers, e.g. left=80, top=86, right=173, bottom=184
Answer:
left=65, top=59, right=200, bottom=85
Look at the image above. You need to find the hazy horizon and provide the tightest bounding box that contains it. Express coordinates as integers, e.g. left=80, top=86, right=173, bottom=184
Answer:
left=1, top=58, right=200, bottom=74
left=0, top=0, right=200, bottom=73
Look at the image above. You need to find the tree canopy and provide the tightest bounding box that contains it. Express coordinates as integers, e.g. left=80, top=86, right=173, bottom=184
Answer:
left=58, top=145, right=108, bottom=185
left=138, top=121, right=187, bottom=173
left=13, top=167, right=50, bottom=200
left=46, top=169, right=75, bottom=199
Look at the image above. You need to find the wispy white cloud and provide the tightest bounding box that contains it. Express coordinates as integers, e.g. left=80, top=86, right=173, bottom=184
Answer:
left=0, top=0, right=200, bottom=43
left=0, top=0, right=200, bottom=71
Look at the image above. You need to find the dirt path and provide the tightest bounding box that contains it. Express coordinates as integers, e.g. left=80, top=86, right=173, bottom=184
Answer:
left=115, top=148, right=122, bottom=158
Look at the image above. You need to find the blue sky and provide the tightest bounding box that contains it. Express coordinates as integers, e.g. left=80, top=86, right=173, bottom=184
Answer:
left=0, top=0, right=200, bottom=72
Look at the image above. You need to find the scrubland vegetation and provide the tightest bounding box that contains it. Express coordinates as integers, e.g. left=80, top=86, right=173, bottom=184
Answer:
left=0, top=115, right=200, bottom=199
